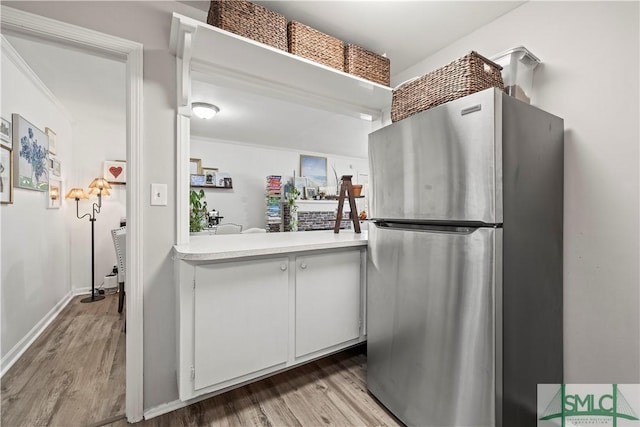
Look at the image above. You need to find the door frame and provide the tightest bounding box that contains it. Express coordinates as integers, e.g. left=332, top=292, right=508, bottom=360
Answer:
left=0, top=7, right=144, bottom=422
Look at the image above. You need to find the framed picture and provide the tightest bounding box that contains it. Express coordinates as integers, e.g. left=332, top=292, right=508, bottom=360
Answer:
left=0, top=145, right=13, bottom=204
left=45, top=127, right=57, bottom=155
left=300, top=155, right=327, bottom=186
left=48, top=178, right=61, bottom=209
left=1, top=116, right=11, bottom=148
left=190, top=174, right=205, bottom=186
left=215, top=172, right=230, bottom=187
left=189, top=158, right=202, bottom=175
left=304, top=187, right=318, bottom=199
left=49, top=156, right=62, bottom=178
left=12, top=114, right=49, bottom=191
left=104, top=160, right=126, bottom=184
left=202, top=167, right=218, bottom=186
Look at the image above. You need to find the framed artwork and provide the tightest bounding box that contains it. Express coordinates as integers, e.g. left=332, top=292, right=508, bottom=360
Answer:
left=304, top=187, right=318, bottom=199
left=215, top=172, right=230, bottom=187
left=1, top=116, right=11, bottom=148
left=49, top=156, right=62, bottom=178
left=0, top=145, right=13, bottom=204
left=104, top=160, right=126, bottom=184
left=48, top=178, right=61, bottom=209
left=300, top=155, right=327, bottom=187
left=202, top=167, right=218, bottom=186
left=12, top=114, right=49, bottom=191
left=190, top=174, right=205, bottom=186
left=189, top=158, right=202, bottom=175
left=45, top=127, right=57, bottom=155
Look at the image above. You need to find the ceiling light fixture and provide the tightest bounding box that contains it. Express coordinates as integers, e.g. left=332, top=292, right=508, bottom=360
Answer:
left=192, top=102, right=220, bottom=119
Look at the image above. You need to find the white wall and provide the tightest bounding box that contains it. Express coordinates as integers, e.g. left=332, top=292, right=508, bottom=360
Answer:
left=394, top=1, right=640, bottom=383
left=5, top=35, right=127, bottom=294
left=191, top=136, right=369, bottom=229
left=0, top=38, right=74, bottom=363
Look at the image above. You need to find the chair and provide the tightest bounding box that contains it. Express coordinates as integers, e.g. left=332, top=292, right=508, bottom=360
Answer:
left=242, top=227, right=266, bottom=234
left=111, top=227, right=126, bottom=314
left=215, top=223, right=243, bottom=235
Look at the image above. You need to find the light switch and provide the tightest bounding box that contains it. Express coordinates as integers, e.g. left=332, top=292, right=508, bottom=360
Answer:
left=151, top=183, right=167, bottom=206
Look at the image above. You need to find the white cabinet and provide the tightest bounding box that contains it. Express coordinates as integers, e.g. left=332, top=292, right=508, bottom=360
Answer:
left=193, top=258, right=289, bottom=390
left=175, top=246, right=366, bottom=401
left=295, top=251, right=361, bottom=358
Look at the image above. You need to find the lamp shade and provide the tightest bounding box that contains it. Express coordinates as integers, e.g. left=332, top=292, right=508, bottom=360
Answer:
left=89, top=177, right=112, bottom=191
left=65, top=188, right=89, bottom=200
left=192, top=102, right=219, bottom=119
left=88, top=187, right=111, bottom=197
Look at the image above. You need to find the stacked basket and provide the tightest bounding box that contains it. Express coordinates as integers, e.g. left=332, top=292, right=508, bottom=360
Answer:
left=207, top=0, right=391, bottom=86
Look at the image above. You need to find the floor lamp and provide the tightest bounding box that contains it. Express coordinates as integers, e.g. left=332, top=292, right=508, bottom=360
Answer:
left=65, top=178, right=112, bottom=303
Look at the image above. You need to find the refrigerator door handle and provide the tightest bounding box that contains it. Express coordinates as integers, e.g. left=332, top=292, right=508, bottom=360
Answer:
left=374, top=221, right=486, bottom=235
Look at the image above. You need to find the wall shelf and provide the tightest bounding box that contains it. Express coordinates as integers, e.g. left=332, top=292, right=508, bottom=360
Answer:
left=191, top=185, right=233, bottom=189
left=169, top=12, right=392, bottom=120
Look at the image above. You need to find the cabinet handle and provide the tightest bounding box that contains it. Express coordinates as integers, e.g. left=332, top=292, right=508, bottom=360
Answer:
left=300, top=263, right=307, bottom=270
left=280, top=264, right=287, bottom=271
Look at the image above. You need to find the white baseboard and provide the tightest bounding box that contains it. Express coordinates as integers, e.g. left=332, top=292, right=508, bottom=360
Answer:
left=144, top=399, right=190, bottom=420
left=1, top=291, right=74, bottom=377
left=73, top=287, right=92, bottom=295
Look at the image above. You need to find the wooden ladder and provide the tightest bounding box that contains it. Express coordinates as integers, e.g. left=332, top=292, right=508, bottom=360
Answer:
left=334, top=175, right=361, bottom=234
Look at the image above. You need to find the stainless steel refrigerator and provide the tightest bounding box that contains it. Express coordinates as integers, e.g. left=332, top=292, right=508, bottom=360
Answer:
left=367, top=88, right=563, bottom=427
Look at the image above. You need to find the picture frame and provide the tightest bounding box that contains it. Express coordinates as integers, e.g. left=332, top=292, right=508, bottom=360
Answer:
left=1, top=116, right=11, bottom=148
left=189, top=158, right=202, bottom=175
left=190, top=174, right=205, bottom=186
left=300, top=155, right=327, bottom=187
left=12, top=114, right=49, bottom=191
left=304, top=187, right=318, bottom=200
left=45, top=127, right=57, bottom=155
left=0, top=145, right=13, bottom=204
left=104, top=160, right=126, bottom=184
left=48, top=178, right=61, bottom=209
left=202, top=167, right=218, bottom=186
left=215, top=172, right=231, bottom=188
left=49, top=156, right=62, bottom=178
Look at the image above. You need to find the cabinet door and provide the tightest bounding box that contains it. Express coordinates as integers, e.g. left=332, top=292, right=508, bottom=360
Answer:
left=194, top=257, right=289, bottom=390
left=295, top=250, right=361, bottom=358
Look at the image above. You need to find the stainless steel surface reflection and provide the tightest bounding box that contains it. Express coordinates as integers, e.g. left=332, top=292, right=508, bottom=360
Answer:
left=367, top=222, right=500, bottom=427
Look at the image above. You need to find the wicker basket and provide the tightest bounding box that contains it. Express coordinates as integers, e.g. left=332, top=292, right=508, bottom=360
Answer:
left=391, top=51, right=504, bottom=122
left=288, top=21, right=344, bottom=71
left=345, top=44, right=390, bottom=86
left=208, top=0, right=287, bottom=51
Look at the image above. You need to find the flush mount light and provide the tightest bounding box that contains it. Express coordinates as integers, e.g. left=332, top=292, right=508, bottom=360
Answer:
left=192, top=102, right=220, bottom=119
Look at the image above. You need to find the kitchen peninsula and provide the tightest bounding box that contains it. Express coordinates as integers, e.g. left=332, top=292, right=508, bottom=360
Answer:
left=173, top=230, right=368, bottom=401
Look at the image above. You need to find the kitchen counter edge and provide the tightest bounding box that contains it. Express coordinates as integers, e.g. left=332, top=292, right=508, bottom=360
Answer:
left=173, top=230, right=368, bottom=261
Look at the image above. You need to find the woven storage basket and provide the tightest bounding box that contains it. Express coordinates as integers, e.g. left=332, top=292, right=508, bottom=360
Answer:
left=208, top=0, right=287, bottom=51
left=345, top=44, right=390, bottom=86
left=391, top=51, right=504, bottom=122
left=288, top=21, right=344, bottom=71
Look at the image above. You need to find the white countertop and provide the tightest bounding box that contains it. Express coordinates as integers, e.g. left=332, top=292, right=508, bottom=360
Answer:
left=173, top=230, right=368, bottom=261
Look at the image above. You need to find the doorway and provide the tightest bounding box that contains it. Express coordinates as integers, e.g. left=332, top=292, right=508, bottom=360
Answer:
left=0, top=7, right=144, bottom=422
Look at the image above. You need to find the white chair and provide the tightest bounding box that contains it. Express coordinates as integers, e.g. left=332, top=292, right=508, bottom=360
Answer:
left=111, top=227, right=126, bottom=314
left=242, top=227, right=266, bottom=234
left=215, top=223, right=243, bottom=235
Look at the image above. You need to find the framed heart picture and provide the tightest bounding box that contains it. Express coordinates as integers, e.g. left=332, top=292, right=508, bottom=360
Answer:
left=104, top=160, right=126, bottom=184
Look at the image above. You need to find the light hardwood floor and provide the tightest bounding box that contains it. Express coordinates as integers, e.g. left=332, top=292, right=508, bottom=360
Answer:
left=1, top=294, right=125, bottom=427
left=2, top=293, right=400, bottom=427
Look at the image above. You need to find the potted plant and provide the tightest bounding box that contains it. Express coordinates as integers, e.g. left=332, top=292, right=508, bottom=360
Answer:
left=286, top=185, right=300, bottom=232
left=190, top=189, right=206, bottom=232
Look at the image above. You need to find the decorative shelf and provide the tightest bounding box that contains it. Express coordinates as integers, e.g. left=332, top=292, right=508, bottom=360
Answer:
left=169, top=13, right=392, bottom=120
left=191, top=185, right=233, bottom=189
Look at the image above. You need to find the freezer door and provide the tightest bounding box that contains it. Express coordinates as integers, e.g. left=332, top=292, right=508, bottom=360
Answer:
left=369, top=88, right=502, bottom=224
left=367, top=222, right=502, bottom=427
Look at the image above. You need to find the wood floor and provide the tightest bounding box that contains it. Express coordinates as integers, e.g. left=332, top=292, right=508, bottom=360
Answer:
left=1, top=293, right=125, bottom=427
left=2, top=293, right=401, bottom=427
